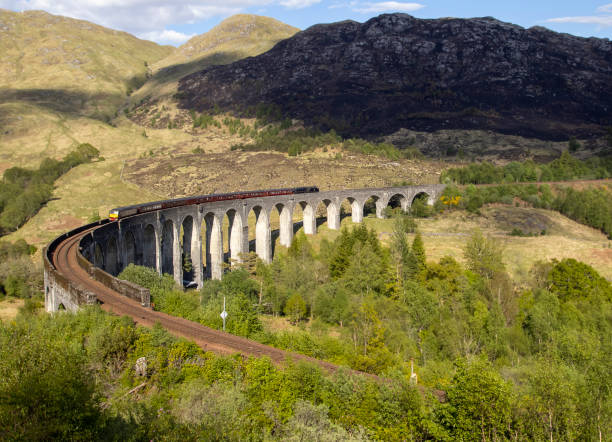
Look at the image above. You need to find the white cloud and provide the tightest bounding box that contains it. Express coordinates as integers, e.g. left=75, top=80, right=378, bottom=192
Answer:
left=546, top=4, right=612, bottom=28
left=546, top=15, right=612, bottom=27
left=597, top=3, right=612, bottom=13
left=139, top=29, right=195, bottom=45
left=353, top=1, right=424, bottom=14
left=0, top=0, right=275, bottom=44
left=279, top=0, right=321, bottom=9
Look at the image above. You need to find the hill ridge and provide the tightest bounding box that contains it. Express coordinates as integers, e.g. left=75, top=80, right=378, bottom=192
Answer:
left=178, top=13, right=612, bottom=142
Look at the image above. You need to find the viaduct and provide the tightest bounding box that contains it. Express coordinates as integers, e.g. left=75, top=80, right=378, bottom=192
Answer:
left=43, top=184, right=443, bottom=367
left=45, top=184, right=444, bottom=312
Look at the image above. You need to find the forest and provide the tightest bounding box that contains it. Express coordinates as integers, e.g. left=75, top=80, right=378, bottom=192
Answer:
left=2, top=217, right=610, bottom=440
left=93, top=211, right=611, bottom=441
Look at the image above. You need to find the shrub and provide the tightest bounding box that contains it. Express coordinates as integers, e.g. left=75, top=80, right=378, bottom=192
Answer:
left=284, top=293, right=307, bottom=324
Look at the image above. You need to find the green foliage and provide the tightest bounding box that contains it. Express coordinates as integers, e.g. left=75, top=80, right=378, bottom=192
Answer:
left=0, top=144, right=100, bottom=234
left=284, top=293, right=307, bottom=324
left=463, top=229, right=505, bottom=279
left=410, top=194, right=433, bottom=218
left=547, top=258, right=612, bottom=301
left=2, top=208, right=611, bottom=441
left=390, top=218, right=413, bottom=286
left=119, top=263, right=176, bottom=294
left=232, top=119, right=422, bottom=160
left=441, top=151, right=611, bottom=184
left=120, top=265, right=264, bottom=339
left=438, top=358, right=513, bottom=441
left=411, top=232, right=426, bottom=274
left=0, top=239, right=36, bottom=259
left=519, top=359, right=580, bottom=441
left=192, top=112, right=221, bottom=129
left=0, top=310, right=111, bottom=440
left=568, top=136, right=581, bottom=152
left=329, top=224, right=384, bottom=280
left=553, top=186, right=612, bottom=238
left=438, top=179, right=612, bottom=238
left=0, top=239, right=40, bottom=299
left=87, top=210, right=101, bottom=223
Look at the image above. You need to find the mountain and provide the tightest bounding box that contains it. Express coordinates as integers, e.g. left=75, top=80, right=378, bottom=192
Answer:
left=132, top=14, right=298, bottom=102
left=178, top=14, right=612, bottom=143
left=0, top=9, right=172, bottom=120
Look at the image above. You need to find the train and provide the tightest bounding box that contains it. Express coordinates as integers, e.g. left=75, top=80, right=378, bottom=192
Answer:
left=109, top=186, right=319, bottom=220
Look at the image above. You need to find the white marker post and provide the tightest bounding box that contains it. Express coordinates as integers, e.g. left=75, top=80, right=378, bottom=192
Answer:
left=220, top=296, right=228, bottom=331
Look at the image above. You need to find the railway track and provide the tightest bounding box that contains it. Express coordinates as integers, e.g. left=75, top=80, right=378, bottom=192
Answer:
left=51, top=226, right=340, bottom=372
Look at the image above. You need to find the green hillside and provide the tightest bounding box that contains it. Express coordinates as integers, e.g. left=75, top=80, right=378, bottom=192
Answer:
left=0, top=11, right=301, bottom=249
left=0, top=9, right=171, bottom=111
left=0, top=9, right=173, bottom=168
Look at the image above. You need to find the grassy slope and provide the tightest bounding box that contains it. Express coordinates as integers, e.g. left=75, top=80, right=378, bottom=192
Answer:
left=5, top=118, right=195, bottom=247
left=0, top=9, right=171, bottom=107
left=300, top=206, right=612, bottom=281
left=0, top=12, right=299, bottom=250
left=131, top=14, right=298, bottom=104
left=0, top=8, right=172, bottom=167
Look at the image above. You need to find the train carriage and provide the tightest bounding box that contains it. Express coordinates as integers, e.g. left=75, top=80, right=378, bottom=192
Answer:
left=109, top=186, right=319, bottom=220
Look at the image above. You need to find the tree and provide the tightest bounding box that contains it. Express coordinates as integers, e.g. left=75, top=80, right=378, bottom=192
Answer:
left=342, top=241, right=388, bottom=296
left=578, top=349, right=612, bottom=442
left=0, top=324, right=101, bottom=440
left=463, top=229, right=505, bottom=279
left=390, top=218, right=411, bottom=287
left=437, top=358, right=513, bottom=441
left=411, top=232, right=426, bottom=274
left=547, top=258, right=612, bottom=301
left=568, top=137, right=580, bottom=153
left=280, top=400, right=366, bottom=441
left=522, top=360, right=579, bottom=441
left=350, top=301, right=395, bottom=373
left=284, top=293, right=307, bottom=325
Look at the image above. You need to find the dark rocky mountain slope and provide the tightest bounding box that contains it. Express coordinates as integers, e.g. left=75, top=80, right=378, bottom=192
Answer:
left=178, top=13, right=612, bottom=142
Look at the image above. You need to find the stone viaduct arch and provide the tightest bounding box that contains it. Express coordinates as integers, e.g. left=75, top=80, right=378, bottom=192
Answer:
left=73, top=185, right=444, bottom=292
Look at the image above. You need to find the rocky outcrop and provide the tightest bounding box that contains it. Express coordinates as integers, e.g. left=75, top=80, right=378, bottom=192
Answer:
left=178, top=14, right=612, bottom=141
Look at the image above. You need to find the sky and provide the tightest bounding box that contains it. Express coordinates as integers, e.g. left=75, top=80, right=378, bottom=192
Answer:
left=1, top=0, right=611, bottom=45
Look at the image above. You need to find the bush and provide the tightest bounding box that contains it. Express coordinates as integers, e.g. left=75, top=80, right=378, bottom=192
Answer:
left=0, top=320, right=102, bottom=439
left=548, top=258, right=612, bottom=301
left=0, top=240, right=41, bottom=298
left=285, top=293, right=307, bottom=324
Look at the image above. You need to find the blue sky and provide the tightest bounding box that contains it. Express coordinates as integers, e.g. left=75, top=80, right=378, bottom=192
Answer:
left=2, top=0, right=611, bottom=45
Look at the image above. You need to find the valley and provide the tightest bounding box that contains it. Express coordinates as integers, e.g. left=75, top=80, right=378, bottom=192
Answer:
left=0, top=7, right=611, bottom=441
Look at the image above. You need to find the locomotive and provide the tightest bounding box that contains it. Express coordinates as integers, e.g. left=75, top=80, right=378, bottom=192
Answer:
left=109, top=186, right=319, bottom=220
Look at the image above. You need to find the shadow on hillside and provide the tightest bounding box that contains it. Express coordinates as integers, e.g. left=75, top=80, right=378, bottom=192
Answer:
left=131, top=51, right=245, bottom=100
left=0, top=88, right=121, bottom=121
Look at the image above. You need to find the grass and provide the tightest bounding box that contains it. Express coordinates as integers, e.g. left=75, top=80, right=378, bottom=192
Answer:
left=4, top=115, right=194, bottom=249
left=0, top=298, right=24, bottom=322
left=354, top=207, right=612, bottom=281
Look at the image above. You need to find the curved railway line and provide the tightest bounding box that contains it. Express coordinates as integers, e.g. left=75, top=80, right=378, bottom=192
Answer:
left=50, top=225, right=340, bottom=372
